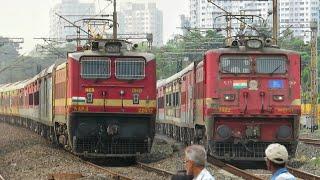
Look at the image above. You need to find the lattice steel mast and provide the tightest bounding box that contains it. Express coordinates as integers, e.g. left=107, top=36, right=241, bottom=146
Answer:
left=310, top=21, right=318, bottom=132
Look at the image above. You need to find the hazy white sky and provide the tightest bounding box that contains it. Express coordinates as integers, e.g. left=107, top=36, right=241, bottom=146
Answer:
left=0, top=0, right=188, bottom=54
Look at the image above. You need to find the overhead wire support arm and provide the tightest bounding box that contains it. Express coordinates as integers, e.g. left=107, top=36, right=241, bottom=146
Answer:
left=34, top=37, right=66, bottom=58
left=207, top=0, right=258, bottom=31
left=55, top=13, right=93, bottom=38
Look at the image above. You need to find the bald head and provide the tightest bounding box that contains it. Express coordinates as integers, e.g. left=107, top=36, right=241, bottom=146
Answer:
left=185, top=145, right=207, bottom=167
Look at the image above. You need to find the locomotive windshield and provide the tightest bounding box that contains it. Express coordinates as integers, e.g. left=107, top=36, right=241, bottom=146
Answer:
left=220, top=55, right=287, bottom=74
left=256, top=56, right=287, bottom=74
left=80, top=57, right=111, bottom=79
left=115, top=58, right=145, bottom=80
left=220, top=56, right=251, bottom=74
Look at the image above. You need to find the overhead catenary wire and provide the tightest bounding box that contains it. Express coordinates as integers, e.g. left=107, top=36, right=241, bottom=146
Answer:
left=207, top=0, right=259, bottom=32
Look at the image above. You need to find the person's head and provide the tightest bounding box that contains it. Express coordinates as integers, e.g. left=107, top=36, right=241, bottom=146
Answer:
left=265, top=143, right=288, bottom=171
left=184, top=145, right=207, bottom=175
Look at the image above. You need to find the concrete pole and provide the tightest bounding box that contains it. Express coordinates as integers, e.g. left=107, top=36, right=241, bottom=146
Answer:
left=272, top=0, right=278, bottom=45
left=113, top=0, right=117, bottom=39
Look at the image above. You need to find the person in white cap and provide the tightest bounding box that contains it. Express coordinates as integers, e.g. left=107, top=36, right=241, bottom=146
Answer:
left=184, top=145, right=215, bottom=180
left=265, top=143, right=296, bottom=180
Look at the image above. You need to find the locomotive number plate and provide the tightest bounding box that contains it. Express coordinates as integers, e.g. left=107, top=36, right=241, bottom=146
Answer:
left=132, top=88, right=143, bottom=94
left=138, top=107, right=154, bottom=113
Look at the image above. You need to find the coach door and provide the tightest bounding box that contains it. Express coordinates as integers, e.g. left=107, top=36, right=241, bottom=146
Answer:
left=183, top=72, right=193, bottom=125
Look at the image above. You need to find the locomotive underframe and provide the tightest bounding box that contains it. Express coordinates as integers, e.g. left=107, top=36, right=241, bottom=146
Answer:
left=207, top=115, right=300, bottom=161
left=69, top=112, right=155, bottom=157
left=208, top=141, right=297, bottom=161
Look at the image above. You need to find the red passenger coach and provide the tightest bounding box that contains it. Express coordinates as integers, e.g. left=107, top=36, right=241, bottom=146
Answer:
left=157, top=39, right=301, bottom=161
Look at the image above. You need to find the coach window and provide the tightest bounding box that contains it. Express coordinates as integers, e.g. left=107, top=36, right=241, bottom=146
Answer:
left=256, top=56, right=287, bottom=74
left=29, top=93, right=33, bottom=106
left=34, top=91, right=39, bottom=106
left=220, top=56, right=251, bottom=74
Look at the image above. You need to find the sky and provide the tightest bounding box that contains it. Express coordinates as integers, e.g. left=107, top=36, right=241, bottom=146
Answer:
left=0, top=0, right=189, bottom=54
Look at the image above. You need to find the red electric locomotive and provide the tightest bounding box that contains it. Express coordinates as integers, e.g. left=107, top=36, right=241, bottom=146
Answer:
left=0, top=39, right=157, bottom=158
left=157, top=38, right=301, bottom=161
left=55, top=40, right=157, bottom=157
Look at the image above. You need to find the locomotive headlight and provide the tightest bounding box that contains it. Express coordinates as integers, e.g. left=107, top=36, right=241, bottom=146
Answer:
left=86, top=92, right=93, bottom=104
left=224, top=94, right=235, bottom=101
left=273, top=95, right=284, bottom=101
left=120, top=90, right=125, bottom=96
left=246, top=39, right=262, bottom=49
left=216, top=125, right=232, bottom=140
left=277, top=125, right=292, bottom=139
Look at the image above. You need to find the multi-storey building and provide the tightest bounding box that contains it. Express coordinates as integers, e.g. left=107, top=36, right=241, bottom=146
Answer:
left=189, top=0, right=272, bottom=37
left=49, top=0, right=95, bottom=40
left=118, top=0, right=163, bottom=46
left=189, top=0, right=319, bottom=42
left=279, top=0, right=319, bottom=42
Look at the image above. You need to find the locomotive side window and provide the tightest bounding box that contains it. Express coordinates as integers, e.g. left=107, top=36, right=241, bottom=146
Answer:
left=115, top=58, right=145, bottom=80
left=220, top=56, right=250, bottom=74
left=256, top=56, right=287, bottom=74
left=80, top=57, right=111, bottom=79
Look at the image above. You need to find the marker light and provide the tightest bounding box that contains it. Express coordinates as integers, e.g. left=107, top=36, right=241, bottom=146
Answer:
left=224, top=94, right=235, bottom=101
left=273, top=95, right=284, bottom=101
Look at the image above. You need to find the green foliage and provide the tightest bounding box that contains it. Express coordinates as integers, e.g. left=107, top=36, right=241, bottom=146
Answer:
left=155, top=30, right=224, bottom=79
left=278, top=33, right=320, bottom=94
left=0, top=41, right=76, bottom=84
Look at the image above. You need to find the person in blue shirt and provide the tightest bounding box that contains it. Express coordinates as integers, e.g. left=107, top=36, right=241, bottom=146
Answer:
left=265, top=143, right=296, bottom=180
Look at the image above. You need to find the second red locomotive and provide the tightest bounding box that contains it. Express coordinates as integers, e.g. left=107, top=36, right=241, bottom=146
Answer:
left=157, top=38, right=301, bottom=161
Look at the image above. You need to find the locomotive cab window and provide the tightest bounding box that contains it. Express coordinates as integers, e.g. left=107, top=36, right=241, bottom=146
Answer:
left=220, top=56, right=251, bottom=74
left=115, top=58, right=145, bottom=80
left=256, top=56, right=287, bottom=74
left=80, top=57, right=111, bottom=79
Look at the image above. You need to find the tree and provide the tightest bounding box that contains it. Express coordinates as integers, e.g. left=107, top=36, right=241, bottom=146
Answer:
left=155, top=30, right=224, bottom=79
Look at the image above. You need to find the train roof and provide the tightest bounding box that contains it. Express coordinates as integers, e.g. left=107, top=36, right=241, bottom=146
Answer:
left=38, top=64, right=55, bottom=78
left=68, top=50, right=155, bottom=62
left=206, top=47, right=299, bottom=55
left=157, top=62, right=195, bottom=88
left=0, top=63, right=56, bottom=92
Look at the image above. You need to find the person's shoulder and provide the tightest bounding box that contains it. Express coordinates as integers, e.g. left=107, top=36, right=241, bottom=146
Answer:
left=275, top=172, right=296, bottom=180
left=202, top=169, right=215, bottom=180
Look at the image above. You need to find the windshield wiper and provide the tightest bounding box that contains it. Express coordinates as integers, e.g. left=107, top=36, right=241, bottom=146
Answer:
left=270, top=65, right=281, bottom=76
left=221, top=69, right=237, bottom=76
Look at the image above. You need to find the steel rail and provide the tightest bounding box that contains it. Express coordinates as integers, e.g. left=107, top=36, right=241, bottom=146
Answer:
left=207, top=156, right=263, bottom=180
left=85, top=161, right=133, bottom=180
left=64, top=149, right=133, bottom=180
left=136, top=162, right=175, bottom=177
left=1, top=121, right=132, bottom=180
left=287, top=167, right=320, bottom=180
left=299, top=138, right=320, bottom=146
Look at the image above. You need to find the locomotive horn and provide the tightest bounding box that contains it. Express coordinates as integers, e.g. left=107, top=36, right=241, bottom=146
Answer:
left=231, top=40, right=239, bottom=47
left=265, top=38, right=272, bottom=46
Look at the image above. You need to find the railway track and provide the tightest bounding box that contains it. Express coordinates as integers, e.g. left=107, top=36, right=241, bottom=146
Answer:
left=136, top=162, right=175, bottom=177
left=0, top=174, right=5, bottom=180
left=207, top=156, right=264, bottom=180
left=75, top=155, right=174, bottom=179
left=208, top=156, right=320, bottom=180
left=299, top=137, right=320, bottom=146
left=287, top=166, right=320, bottom=180
left=84, top=161, right=133, bottom=180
